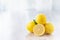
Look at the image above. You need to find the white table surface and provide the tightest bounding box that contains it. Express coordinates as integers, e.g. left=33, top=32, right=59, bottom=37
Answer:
left=0, top=11, right=60, bottom=40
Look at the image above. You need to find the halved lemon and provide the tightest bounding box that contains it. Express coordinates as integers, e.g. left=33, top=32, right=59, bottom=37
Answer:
left=33, top=24, right=45, bottom=36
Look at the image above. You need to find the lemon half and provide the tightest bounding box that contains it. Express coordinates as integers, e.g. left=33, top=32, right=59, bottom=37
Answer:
left=33, top=24, right=45, bottom=36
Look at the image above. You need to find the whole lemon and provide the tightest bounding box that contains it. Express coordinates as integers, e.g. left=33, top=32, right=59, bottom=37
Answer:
left=45, top=22, right=54, bottom=34
left=35, top=14, right=46, bottom=24
left=26, top=20, right=35, bottom=33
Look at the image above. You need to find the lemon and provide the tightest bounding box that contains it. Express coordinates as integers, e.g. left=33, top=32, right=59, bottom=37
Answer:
left=26, top=20, right=35, bottom=33
left=33, top=24, right=45, bottom=36
left=45, top=22, right=54, bottom=34
left=35, top=14, right=46, bottom=24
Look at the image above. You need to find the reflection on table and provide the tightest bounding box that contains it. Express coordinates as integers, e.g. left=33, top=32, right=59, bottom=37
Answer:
left=25, top=33, right=54, bottom=40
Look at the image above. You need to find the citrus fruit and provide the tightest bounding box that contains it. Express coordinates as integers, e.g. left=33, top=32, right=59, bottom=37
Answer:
left=45, top=22, right=54, bottom=34
left=35, top=14, right=46, bottom=24
left=33, top=24, right=45, bottom=36
left=26, top=20, right=35, bottom=33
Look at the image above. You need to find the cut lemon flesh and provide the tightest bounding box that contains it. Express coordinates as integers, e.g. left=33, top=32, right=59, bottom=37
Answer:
left=33, top=24, right=45, bottom=36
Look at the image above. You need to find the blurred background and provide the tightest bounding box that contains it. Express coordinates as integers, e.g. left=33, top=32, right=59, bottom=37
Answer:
left=0, top=0, right=60, bottom=40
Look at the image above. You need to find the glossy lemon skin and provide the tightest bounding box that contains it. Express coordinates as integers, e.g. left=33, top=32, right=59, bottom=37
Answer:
left=45, top=23, right=54, bottom=34
left=33, top=24, right=45, bottom=36
left=26, top=20, right=35, bottom=33
left=36, top=14, right=46, bottom=24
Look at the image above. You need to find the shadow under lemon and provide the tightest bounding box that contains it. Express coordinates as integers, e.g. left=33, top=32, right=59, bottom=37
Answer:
left=25, top=33, right=54, bottom=40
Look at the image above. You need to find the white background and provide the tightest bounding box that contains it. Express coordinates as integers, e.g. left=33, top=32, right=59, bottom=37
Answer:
left=0, top=0, right=60, bottom=40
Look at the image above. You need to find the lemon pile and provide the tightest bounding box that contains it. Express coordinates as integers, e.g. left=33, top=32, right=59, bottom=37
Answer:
left=26, top=14, right=54, bottom=36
